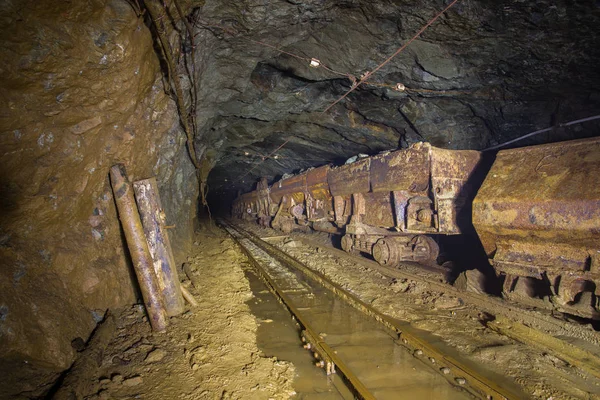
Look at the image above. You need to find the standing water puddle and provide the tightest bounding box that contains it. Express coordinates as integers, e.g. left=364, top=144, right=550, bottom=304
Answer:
left=240, top=236, right=470, bottom=400
left=244, top=265, right=346, bottom=399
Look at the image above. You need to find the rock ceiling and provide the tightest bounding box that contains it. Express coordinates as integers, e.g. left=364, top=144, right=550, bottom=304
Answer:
left=190, top=0, right=600, bottom=205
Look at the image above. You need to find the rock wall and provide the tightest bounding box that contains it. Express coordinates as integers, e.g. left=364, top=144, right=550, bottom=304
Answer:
left=0, top=0, right=197, bottom=373
left=194, top=0, right=600, bottom=198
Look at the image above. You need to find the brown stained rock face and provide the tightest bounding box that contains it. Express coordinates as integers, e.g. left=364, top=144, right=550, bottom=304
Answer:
left=0, top=0, right=197, bottom=374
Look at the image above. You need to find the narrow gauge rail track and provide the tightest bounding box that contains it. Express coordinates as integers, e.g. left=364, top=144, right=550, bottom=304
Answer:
left=288, top=235, right=600, bottom=381
left=221, top=220, right=526, bottom=400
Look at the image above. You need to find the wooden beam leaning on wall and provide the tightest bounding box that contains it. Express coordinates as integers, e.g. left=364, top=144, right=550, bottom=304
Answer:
left=110, top=164, right=168, bottom=332
left=133, top=177, right=185, bottom=316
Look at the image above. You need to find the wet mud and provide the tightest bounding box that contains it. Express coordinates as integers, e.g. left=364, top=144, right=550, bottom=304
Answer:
left=236, top=233, right=471, bottom=399
left=243, top=267, right=345, bottom=399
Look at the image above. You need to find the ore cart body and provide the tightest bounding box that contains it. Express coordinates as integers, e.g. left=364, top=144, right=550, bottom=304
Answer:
left=232, top=138, right=600, bottom=318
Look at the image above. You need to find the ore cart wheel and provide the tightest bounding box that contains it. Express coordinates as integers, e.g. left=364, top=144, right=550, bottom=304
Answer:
left=372, top=235, right=439, bottom=266
left=372, top=238, right=395, bottom=266
left=412, top=235, right=440, bottom=265
left=341, top=234, right=355, bottom=254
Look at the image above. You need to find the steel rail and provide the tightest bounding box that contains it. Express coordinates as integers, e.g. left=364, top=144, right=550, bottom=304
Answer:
left=291, top=235, right=600, bottom=381
left=223, top=223, right=375, bottom=400
left=222, top=220, right=527, bottom=400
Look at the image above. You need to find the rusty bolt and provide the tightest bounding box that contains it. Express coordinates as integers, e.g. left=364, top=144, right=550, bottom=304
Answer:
left=327, top=362, right=336, bottom=375
left=416, top=209, right=432, bottom=224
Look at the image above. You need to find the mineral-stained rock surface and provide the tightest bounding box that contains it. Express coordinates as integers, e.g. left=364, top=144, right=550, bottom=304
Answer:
left=0, top=0, right=197, bottom=387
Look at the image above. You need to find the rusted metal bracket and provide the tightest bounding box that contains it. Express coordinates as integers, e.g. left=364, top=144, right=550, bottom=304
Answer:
left=392, top=190, right=409, bottom=231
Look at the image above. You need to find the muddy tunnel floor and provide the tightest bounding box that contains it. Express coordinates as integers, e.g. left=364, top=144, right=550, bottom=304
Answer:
left=16, top=222, right=597, bottom=400
left=31, top=228, right=297, bottom=400
left=2, top=1, right=600, bottom=399
left=231, top=221, right=600, bottom=400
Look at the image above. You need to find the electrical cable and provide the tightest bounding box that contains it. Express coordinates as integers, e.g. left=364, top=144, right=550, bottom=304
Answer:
left=192, top=4, right=599, bottom=187
left=483, top=114, right=600, bottom=151
left=222, top=1, right=458, bottom=184
left=322, top=0, right=459, bottom=113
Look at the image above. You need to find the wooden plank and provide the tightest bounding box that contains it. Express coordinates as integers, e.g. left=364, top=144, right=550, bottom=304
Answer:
left=133, top=177, right=185, bottom=317
left=110, top=164, right=167, bottom=332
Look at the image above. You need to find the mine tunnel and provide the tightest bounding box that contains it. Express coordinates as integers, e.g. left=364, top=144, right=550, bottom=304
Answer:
left=1, top=0, right=600, bottom=399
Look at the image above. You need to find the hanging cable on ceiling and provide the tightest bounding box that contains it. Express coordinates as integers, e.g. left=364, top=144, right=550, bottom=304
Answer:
left=483, top=114, right=600, bottom=151
left=321, top=0, right=459, bottom=113
left=226, top=1, right=459, bottom=184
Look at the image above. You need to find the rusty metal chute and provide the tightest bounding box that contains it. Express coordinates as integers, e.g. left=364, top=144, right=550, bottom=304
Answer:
left=430, top=146, right=484, bottom=235
left=473, top=137, right=600, bottom=318
left=328, top=158, right=371, bottom=197
left=328, top=143, right=484, bottom=267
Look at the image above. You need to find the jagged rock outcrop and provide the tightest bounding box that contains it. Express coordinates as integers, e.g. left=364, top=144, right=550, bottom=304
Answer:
left=0, top=1, right=197, bottom=394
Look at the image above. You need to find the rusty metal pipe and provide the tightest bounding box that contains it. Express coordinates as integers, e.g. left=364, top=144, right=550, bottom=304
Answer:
left=133, top=177, right=185, bottom=317
left=110, top=164, right=168, bottom=332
